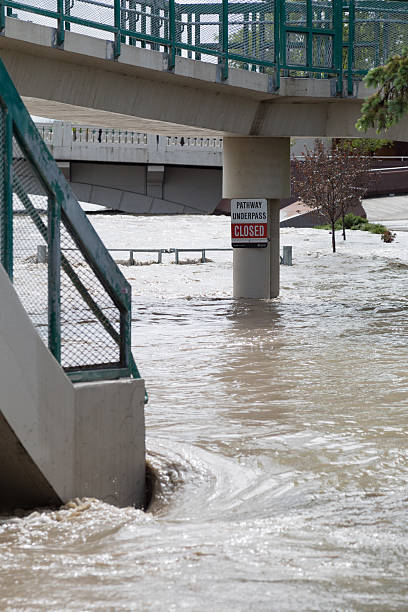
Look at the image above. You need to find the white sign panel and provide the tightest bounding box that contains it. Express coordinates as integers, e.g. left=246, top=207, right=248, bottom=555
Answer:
left=231, top=199, right=268, bottom=248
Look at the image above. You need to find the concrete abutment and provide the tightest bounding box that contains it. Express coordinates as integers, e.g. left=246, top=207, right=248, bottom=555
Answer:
left=223, top=137, right=290, bottom=299
left=0, top=266, right=146, bottom=512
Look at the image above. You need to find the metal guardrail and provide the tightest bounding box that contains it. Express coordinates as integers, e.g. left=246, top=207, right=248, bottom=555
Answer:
left=43, top=245, right=293, bottom=265
left=170, top=247, right=231, bottom=264
left=1, top=0, right=408, bottom=95
left=0, top=58, right=144, bottom=390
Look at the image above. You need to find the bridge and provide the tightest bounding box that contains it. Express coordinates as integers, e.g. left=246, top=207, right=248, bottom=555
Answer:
left=2, top=1, right=408, bottom=140
left=37, top=121, right=408, bottom=216
left=38, top=121, right=224, bottom=213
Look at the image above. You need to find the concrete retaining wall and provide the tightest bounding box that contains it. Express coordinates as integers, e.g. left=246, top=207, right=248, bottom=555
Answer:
left=0, top=265, right=145, bottom=512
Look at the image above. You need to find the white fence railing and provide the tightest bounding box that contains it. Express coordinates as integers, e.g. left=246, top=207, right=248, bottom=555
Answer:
left=35, top=122, right=223, bottom=152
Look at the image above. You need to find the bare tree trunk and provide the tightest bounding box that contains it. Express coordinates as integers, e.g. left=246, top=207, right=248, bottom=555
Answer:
left=331, top=221, right=336, bottom=253
left=342, top=209, right=346, bottom=240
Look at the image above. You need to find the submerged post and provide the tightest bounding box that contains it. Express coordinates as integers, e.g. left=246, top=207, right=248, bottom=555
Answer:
left=282, top=245, right=292, bottom=266
left=37, top=244, right=47, bottom=263
left=223, top=137, right=290, bottom=299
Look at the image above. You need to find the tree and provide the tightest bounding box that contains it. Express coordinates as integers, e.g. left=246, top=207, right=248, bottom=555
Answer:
left=337, top=138, right=392, bottom=156
left=357, top=47, right=408, bottom=133
left=291, top=140, right=372, bottom=253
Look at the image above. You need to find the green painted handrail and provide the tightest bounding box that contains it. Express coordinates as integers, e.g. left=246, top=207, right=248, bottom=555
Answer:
left=0, top=58, right=145, bottom=396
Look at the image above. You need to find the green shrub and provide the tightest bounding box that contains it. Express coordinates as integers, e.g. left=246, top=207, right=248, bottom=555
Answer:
left=314, top=214, right=387, bottom=235
left=381, top=230, right=397, bottom=243
left=342, top=213, right=367, bottom=228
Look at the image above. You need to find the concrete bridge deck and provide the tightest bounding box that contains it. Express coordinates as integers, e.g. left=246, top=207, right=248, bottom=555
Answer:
left=37, top=121, right=223, bottom=166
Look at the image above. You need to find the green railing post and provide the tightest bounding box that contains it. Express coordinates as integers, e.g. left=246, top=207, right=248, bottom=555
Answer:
left=65, top=0, right=71, bottom=31
left=120, top=306, right=131, bottom=371
left=347, top=0, right=355, bottom=96
left=0, top=0, right=5, bottom=31
left=57, top=0, right=65, bottom=46
left=1, top=110, right=13, bottom=280
left=334, top=0, right=343, bottom=95
left=306, top=0, right=313, bottom=72
left=120, top=0, right=126, bottom=44
left=168, top=0, right=176, bottom=71
left=114, top=0, right=121, bottom=58
left=48, top=195, right=61, bottom=362
left=274, top=0, right=282, bottom=90
left=128, top=0, right=137, bottom=46
left=221, top=0, right=228, bottom=80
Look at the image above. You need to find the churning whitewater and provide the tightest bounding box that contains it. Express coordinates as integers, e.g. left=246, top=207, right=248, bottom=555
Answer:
left=1, top=215, right=408, bottom=611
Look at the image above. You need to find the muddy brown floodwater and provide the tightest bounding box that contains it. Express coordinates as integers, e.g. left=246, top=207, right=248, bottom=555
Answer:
left=1, top=218, right=408, bottom=611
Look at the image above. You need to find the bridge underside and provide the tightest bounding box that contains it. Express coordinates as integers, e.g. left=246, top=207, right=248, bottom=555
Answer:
left=1, top=18, right=408, bottom=141
left=67, top=162, right=222, bottom=214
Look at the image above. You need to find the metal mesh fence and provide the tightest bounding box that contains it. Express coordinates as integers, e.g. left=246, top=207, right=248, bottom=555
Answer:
left=284, top=0, right=334, bottom=72
left=285, top=0, right=307, bottom=27
left=121, top=0, right=169, bottom=51
left=59, top=218, right=121, bottom=370
left=12, top=137, right=49, bottom=348
left=353, top=1, right=408, bottom=73
left=286, top=31, right=307, bottom=66
left=10, top=134, right=121, bottom=372
left=175, top=2, right=221, bottom=62
left=4, top=0, right=408, bottom=80
left=312, top=0, right=332, bottom=29
left=6, top=0, right=58, bottom=29
left=312, top=34, right=332, bottom=68
left=68, top=0, right=115, bottom=39
left=228, top=0, right=275, bottom=68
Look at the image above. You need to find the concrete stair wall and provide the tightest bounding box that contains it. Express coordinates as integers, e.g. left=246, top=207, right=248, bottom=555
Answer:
left=0, top=265, right=145, bottom=512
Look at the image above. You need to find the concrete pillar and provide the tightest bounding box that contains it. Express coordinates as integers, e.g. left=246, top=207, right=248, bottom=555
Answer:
left=223, top=137, right=290, bottom=299
left=146, top=164, right=164, bottom=198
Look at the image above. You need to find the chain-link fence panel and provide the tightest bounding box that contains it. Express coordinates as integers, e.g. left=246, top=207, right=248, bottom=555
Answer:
left=283, top=0, right=335, bottom=77
left=312, top=0, right=332, bottom=29
left=382, top=2, right=408, bottom=60
left=312, top=33, right=332, bottom=68
left=121, top=0, right=169, bottom=51
left=59, top=217, right=121, bottom=371
left=353, top=4, right=380, bottom=72
left=228, top=0, right=275, bottom=70
left=286, top=30, right=306, bottom=66
left=353, top=1, right=408, bottom=73
left=10, top=134, right=122, bottom=373
left=66, top=0, right=115, bottom=39
left=6, top=0, right=58, bottom=28
left=12, top=136, right=49, bottom=348
left=174, top=2, right=221, bottom=63
left=285, top=0, right=307, bottom=27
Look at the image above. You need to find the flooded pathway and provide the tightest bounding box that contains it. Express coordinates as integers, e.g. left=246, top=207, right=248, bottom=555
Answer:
left=1, top=217, right=408, bottom=611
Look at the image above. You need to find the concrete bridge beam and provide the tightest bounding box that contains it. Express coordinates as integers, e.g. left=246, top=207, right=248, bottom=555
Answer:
left=223, top=137, right=290, bottom=299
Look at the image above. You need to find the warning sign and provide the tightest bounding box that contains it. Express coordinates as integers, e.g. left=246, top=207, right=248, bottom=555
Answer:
left=231, top=199, right=268, bottom=248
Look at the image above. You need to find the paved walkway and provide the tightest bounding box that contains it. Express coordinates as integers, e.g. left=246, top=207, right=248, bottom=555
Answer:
left=363, top=196, right=408, bottom=229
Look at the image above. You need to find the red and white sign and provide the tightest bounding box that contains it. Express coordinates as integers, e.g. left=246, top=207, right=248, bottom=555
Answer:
left=231, top=199, right=268, bottom=247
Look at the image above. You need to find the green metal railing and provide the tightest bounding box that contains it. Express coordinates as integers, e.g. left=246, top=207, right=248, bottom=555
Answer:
left=0, top=0, right=407, bottom=94
left=0, top=58, right=144, bottom=389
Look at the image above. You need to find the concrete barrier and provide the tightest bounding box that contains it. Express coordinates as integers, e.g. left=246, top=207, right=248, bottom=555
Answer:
left=0, top=265, right=145, bottom=512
